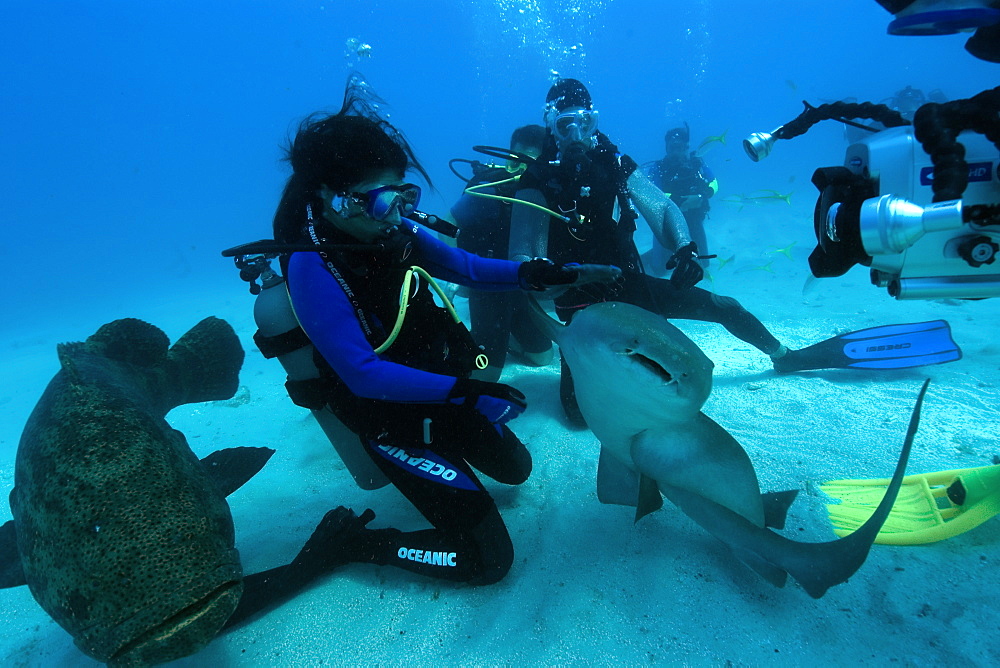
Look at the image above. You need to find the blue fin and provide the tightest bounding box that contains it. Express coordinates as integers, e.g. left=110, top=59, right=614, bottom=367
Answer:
left=776, top=320, right=961, bottom=372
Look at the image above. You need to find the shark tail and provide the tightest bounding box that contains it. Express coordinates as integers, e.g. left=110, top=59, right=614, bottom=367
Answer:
left=166, top=317, right=245, bottom=406
left=659, top=379, right=929, bottom=598
left=777, top=378, right=929, bottom=597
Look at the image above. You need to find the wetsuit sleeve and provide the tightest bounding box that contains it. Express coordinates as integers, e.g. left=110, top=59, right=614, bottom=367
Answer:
left=286, top=251, right=458, bottom=403
left=507, top=188, right=550, bottom=262
left=700, top=162, right=719, bottom=197
left=409, top=226, right=522, bottom=290
left=619, top=153, right=639, bottom=179
left=627, top=169, right=692, bottom=251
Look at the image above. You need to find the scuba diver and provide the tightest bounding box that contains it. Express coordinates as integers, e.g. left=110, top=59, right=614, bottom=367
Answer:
left=507, top=78, right=807, bottom=423
left=450, top=124, right=552, bottom=382
left=641, top=122, right=719, bottom=270
left=221, top=78, right=620, bottom=626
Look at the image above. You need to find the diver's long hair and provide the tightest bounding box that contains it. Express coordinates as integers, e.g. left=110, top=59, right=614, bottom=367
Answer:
left=272, top=75, right=432, bottom=243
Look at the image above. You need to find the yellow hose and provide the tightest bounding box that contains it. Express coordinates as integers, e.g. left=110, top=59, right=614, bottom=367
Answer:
left=374, top=265, right=485, bottom=375
left=464, top=176, right=572, bottom=223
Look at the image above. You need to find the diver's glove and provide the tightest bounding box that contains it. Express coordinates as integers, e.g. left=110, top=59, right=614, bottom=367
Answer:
left=448, top=378, right=527, bottom=427
left=665, top=242, right=704, bottom=289
left=518, top=258, right=622, bottom=291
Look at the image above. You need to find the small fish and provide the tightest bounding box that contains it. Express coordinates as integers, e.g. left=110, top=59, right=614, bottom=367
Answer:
left=769, top=242, right=797, bottom=260
left=716, top=254, right=736, bottom=270
left=754, top=189, right=793, bottom=205
left=725, top=190, right=793, bottom=207
left=694, top=130, right=728, bottom=158
left=786, top=79, right=798, bottom=92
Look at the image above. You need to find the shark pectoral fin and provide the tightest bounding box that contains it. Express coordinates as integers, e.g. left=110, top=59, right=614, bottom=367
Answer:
left=597, top=447, right=640, bottom=507
left=635, top=475, right=664, bottom=523
left=762, top=490, right=800, bottom=530
left=0, top=520, right=27, bottom=589
left=200, top=447, right=277, bottom=497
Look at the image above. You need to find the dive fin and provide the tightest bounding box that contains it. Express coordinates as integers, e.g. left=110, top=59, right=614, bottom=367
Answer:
left=635, top=474, right=664, bottom=523
left=822, top=463, right=1000, bottom=545
left=200, top=447, right=276, bottom=497
left=775, top=320, right=961, bottom=372
left=0, top=520, right=26, bottom=589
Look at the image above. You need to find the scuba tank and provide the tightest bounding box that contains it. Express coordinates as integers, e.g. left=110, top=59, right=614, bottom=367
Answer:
left=249, top=255, right=390, bottom=491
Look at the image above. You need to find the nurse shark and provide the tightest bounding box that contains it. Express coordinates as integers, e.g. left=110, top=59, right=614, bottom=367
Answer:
left=532, top=300, right=925, bottom=598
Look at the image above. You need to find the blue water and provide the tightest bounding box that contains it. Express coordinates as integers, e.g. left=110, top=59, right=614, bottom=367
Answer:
left=2, top=1, right=999, bottom=665
left=2, top=0, right=995, bottom=338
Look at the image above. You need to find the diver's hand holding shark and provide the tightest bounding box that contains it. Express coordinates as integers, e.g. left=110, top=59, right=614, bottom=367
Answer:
left=530, top=299, right=927, bottom=598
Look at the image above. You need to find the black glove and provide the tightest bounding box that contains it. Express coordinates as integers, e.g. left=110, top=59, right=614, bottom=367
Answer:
left=665, top=241, right=704, bottom=289
left=447, top=378, right=527, bottom=426
left=518, top=258, right=621, bottom=291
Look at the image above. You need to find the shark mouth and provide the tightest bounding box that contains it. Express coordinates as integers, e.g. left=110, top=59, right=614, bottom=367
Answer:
left=626, top=349, right=676, bottom=385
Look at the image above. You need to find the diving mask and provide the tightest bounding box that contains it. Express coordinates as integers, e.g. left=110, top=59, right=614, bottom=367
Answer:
left=348, top=183, right=422, bottom=221
left=547, top=108, right=599, bottom=147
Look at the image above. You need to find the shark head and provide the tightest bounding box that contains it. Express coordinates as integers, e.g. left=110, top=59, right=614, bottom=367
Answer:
left=555, top=302, right=714, bottom=432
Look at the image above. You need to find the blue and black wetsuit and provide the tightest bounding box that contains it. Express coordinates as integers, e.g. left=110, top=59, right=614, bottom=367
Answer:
left=286, top=222, right=531, bottom=585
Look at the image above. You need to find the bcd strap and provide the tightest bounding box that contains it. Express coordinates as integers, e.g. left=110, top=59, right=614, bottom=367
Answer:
left=253, top=326, right=312, bottom=359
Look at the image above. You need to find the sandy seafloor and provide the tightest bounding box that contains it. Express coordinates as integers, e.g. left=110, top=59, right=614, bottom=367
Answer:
left=2, top=204, right=1000, bottom=667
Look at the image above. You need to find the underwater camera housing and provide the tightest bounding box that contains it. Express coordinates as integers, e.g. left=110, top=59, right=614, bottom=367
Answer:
left=811, top=127, right=1000, bottom=299
left=744, top=93, right=1000, bottom=300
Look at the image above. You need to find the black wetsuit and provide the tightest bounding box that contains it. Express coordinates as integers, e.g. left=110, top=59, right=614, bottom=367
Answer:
left=518, top=133, right=780, bottom=354
left=284, top=222, right=532, bottom=585
left=642, top=152, right=716, bottom=263
left=451, top=169, right=552, bottom=379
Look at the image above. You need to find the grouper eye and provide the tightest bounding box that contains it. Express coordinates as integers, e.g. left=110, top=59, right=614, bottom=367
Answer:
left=625, top=349, right=674, bottom=382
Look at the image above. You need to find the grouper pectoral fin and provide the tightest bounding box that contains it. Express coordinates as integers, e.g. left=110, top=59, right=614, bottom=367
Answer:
left=657, top=379, right=928, bottom=598
left=597, top=447, right=640, bottom=507
left=0, top=520, right=26, bottom=589
left=200, top=447, right=276, bottom=497
left=636, top=475, right=664, bottom=523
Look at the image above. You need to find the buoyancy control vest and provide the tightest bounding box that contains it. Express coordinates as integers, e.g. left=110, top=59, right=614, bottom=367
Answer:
left=519, top=132, right=641, bottom=271
left=279, top=219, right=481, bottom=435
left=248, top=213, right=481, bottom=488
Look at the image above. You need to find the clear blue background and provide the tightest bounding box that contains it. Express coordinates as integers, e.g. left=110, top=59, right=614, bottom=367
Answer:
left=1, top=0, right=996, bottom=337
